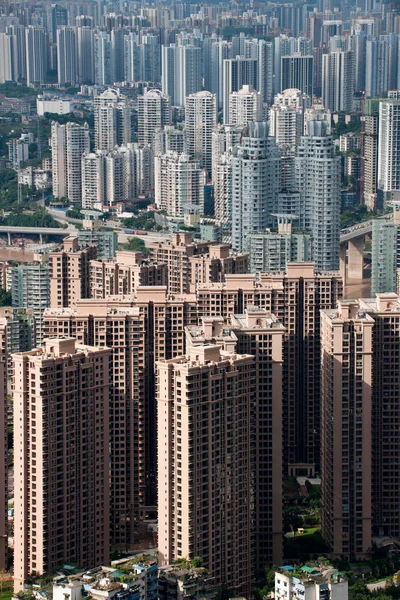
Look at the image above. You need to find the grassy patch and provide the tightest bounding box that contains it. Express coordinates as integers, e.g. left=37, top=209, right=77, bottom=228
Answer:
left=0, top=586, right=14, bottom=600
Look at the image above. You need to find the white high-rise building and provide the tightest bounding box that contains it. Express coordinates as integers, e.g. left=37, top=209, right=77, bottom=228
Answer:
left=185, top=91, right=217, bottom=174
left=25, top=26, right=47, bottom=87
left=94, top=31, right=112, bottom=86
left=211, top=124, right=244, bottom=185
left=211, top=40, right=231, bottom=108
left=228, top=85, right=262, bottom=127
left=222, top=57, right=257, bottom=124
left=0, top=32, right=15, bottom=83
left=105, top=148, right=129, bottom=206
left=124, top=32, right=139, bottom=83
left=154, top=151, right=206, bottom=216
left=269, top=89, right=309, bottom=156
left=51, top=121, right=90, bottom=203
left=57, top=26, right=77, bottom=86
left=137, top=89, right=171, bottom=147
left=161, top=44, right=202, bottom=107
left=82, top=151, right=106, bottom=209
left=295, top=119, right=341, bottom=271
left=232, top=122, right=281, bottom=252
left=128, top=143, right=154, bottom=197
left=378, top=99, right=400, bottom=206
left=322, top=50, right=354, bottom=113
left=94, top=88, right=131, bottom=151
left=214, top=152, right=233, bottom=230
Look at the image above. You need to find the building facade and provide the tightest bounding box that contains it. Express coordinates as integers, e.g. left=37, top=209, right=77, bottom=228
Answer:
left=13, top=339, right=111, bottom=591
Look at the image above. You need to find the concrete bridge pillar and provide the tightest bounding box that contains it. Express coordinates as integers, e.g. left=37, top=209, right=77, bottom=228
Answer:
left=340, top=245, right=347, bottom=283
left=347, top=237, right=364, bottom=280
left=7, top=232, right=11, bottom=246
left=39, top=233, right=43, bottom=244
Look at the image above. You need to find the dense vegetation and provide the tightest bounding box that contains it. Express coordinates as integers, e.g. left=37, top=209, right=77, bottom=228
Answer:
left=121, top=236, right=150, bottom=256
left=0, top=83, right=38, bottom=98
left=0, top=208, right=62, bottom=228
left=123, top=211, right=161, bottom=231
left=341, top=204, right=370, bottom=229
left=0, top=288, right=11, bottom=306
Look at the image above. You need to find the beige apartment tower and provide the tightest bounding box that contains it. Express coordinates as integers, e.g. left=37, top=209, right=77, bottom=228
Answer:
left=157, top=342, right=255, bottom=598
left=186, top=310, right=285, bottom=568
left=49, top=236, right=97, bottom=308
left=321, top=301, right=373, bottom=559
left=13, top=339, right=111, bottom=591
left=44, top=291, right=199, bottom=547
left=148, top=234, right=248, bottom=295
left=0, top=320, right=7, bottom=571
left=321, top=293, right=400, bottom=559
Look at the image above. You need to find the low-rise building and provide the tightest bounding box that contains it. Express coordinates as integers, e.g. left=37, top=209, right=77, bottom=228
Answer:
left=275, top=566, right=348, bottom=600
left=158, top=566, right=216, bottom=600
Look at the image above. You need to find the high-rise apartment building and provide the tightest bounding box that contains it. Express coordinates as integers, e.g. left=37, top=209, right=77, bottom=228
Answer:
left=295, top=119, right=341, bottom=271
left=210, top=40, right=231, bottom=108
left=371, top=205, right=400, bottom=295
left=281, top=55, right=314, bottom=97
left=321, top=293, right=400, bottom=558
left=228, top=310, right=285, bottom=568
left=94, top=88, right=131, bottom=151
left=76, top=26, right=95, bottom=84
left=104, top=147, right=129, bottom=206
left=228, top=85, right=262, bottom=128
left=257, top=39, right=274, bottom=104
left=259, top=263, right=343, bottom=470
left=82, top=151, right=106, bottom=209
left=211, top=124, right=243, bottom=186
left=0, top=307, right=35, bottom=377
left=322, top=50, right=354, bottom=113
left=44, top=292, right=199, bottom=547
left=0, top=31, right=16, bottom=83
left=378, top=99, right=400, bottom=207
left=214, top=153, right=233, bottom=236
left=148, top=233, right=214, bottom=294
left=49, top=236, right=97, bottom=308
left=188, top=244, right=249, bottom=293
left=89, top=250, right=167, bottom=298
left=138, top=90, right=171, bottom=147
left=57, top=27, right=77, bottom=86
left=222, top=57, right=258, bottom=123
left=94, top=31, right=112, bottom=86
left=321, top=300, right=373, bottom=560
left=363, top=98, right=380, bottom=210
left=248, top=218, right=311, bottom=272
left=269, top=89, right=308, bottom=156
left=13, top=339, right=111, bottom=591
left=157, top=341, right=255, bottom=598
left=154, top=152, right=205, bottom=217
left=153, top=127, right=185, bottom=156
left=161, top=44, right=202, bottom=107
left=12, top=264, right=50, bottom=345
left=185, top=91, right=217, bottom=175
left=0, top=320, right=7, bottom=571
left=139, top=34, right=161, bottom=83
left=51, top=121, right=90, bottom=203
left=231, top=122, right=281, bottom=252
left=25, top=26, right=47, bottom=87
left=47, top=3, right=68, bottom=42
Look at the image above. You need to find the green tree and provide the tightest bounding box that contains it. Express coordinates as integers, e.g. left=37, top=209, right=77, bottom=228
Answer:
left=0, top=289, right=12, bottom=307
left=122, top=237, right=150, bottom=256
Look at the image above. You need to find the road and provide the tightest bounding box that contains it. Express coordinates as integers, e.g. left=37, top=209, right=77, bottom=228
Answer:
left=0, top=225, right=76, bottom=236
